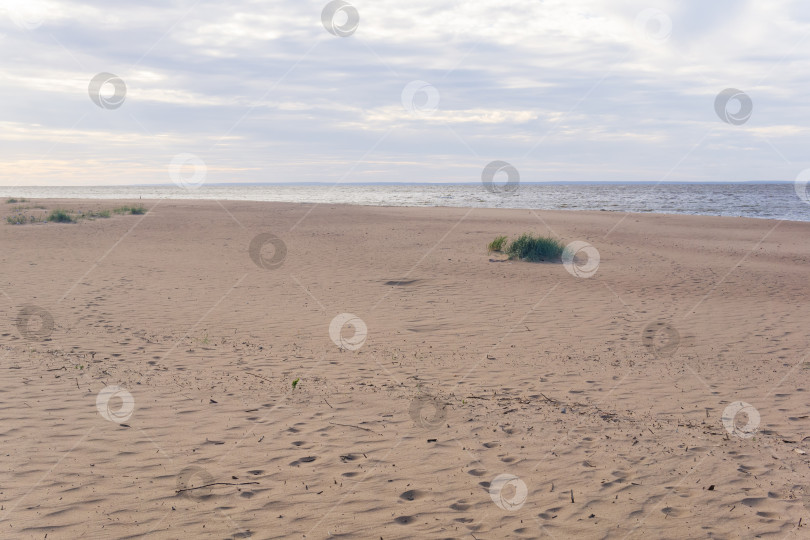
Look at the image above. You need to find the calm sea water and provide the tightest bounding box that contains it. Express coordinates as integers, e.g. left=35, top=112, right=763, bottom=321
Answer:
left=1, top=183, right=808, bottom=222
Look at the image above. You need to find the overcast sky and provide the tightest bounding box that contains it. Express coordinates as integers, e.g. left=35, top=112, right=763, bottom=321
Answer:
left=2, top=0, right=809, bottom=186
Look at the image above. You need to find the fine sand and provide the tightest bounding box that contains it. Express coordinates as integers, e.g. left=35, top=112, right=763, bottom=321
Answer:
left=1, top=199, right=809, bottom=539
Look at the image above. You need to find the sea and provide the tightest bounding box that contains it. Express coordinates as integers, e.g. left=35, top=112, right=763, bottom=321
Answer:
left=1, top=183, right=808, bottom=222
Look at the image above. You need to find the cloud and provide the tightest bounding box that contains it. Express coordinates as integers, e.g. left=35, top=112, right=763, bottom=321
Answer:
left=1, top=0, right=809, bottom=185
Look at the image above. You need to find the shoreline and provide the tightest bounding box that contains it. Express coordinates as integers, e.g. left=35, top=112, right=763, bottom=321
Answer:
left=4, top=196, right=809, bottom=225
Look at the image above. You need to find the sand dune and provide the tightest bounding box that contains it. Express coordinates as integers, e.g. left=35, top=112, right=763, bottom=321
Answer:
left=1, top=199, right=808, bottom=538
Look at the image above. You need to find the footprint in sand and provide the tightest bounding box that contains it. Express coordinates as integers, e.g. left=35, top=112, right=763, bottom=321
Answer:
left=399, top=489, right=426, bottom=501
left=661, top=506, right=688, bottom=517
left=450, top=501, right=471, bottom=511
left=289, top=456, right=317, bottom=466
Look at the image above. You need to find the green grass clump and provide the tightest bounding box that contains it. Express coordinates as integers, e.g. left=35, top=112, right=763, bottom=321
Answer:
left=113, top=205, right=146, bottom=215
left=488, top=235, right=508, bottom=253
left=8, top=213, right=46, bottom=225
left=47, top=209, right=75, bottom=223
left=505, top=233, right=564, bottom=262
left=6, top=198, right=28, bottom=203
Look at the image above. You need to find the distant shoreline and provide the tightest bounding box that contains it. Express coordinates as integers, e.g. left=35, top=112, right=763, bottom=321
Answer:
left=3, top=197, right=808, bottom=224
left=2, top=183, right=807, bottom=222
left=0, top=180, right=796, bottom=188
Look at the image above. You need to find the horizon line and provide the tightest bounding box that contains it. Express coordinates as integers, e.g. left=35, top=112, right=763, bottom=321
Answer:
left=0, top=180, right=796, bottom=188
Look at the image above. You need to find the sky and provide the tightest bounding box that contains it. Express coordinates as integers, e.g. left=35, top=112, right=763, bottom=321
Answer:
left=1, top=0, right=810, bottom=186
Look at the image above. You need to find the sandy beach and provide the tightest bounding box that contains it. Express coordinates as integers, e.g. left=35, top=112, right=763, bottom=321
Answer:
left=1, top=199, right=808, bottom=539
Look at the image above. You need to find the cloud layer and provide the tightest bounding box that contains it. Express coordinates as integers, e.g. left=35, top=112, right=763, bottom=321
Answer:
left=1, top=0, right=809, bottom=185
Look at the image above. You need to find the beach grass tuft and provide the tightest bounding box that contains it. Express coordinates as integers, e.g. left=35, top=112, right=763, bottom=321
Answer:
left=7, top=206, right=146, bottom=225
left=505, top=233, right=564, bottom=262
left=47, top=209, right=76, bottom=223
left=7, top=214, right=36, bottom=224
left=6, top=211, right=46, bottom=224
left=113, top=205, right=146, bottom=215
left=487, top=235, right=508, bottom=253
left=6, top=198, right=28, bottom=203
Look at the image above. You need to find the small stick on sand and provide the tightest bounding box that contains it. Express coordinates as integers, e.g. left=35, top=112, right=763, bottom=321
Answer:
left=176, top=481, right=259, bottom=494
left=329, top=421, right=378, bottom=434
